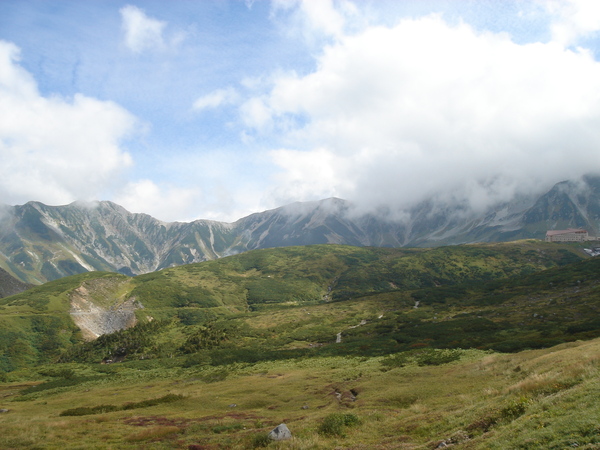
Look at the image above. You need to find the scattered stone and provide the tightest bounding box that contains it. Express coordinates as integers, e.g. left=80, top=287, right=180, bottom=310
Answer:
left=435, top=430, right=470, bottom=448
left=332, top=389, right=358, bottom=403
left=0, top=409, right=9, bottom=413
left=301, top=405, right=309, bottom=410
left=342, top=390, right=357, bottom=402
left=228, top=403, right=237, bottom=408
left=268, top=423, right=292, bottom=441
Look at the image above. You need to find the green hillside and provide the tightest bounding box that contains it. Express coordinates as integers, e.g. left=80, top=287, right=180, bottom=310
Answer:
left=1, top=241, right=600, bottom=448
left=121, top=240, right=584, bottom=312
left=0, top=241, right=588, bottom=371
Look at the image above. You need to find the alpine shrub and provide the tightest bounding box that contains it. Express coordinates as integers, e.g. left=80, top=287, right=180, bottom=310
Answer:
left=318, top=413, right=361, bottom=437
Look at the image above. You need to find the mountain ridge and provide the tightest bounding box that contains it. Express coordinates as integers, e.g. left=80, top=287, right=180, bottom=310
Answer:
left=2, top=176, right=600, bottom=283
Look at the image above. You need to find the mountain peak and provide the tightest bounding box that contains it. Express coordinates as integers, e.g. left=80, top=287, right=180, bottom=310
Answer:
left=2, top=177, right=600, bottom=283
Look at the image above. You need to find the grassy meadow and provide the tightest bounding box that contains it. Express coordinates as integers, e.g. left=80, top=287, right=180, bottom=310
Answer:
left=1, top=241, right=599, bottom=448
left=1, top=338, right=599, bottom=449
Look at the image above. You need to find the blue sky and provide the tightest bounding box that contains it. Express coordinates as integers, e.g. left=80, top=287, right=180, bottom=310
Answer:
left=1, top=0, right=600, bottom=222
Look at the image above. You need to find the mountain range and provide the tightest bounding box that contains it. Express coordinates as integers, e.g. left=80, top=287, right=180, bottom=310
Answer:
left=2, top=175, right=600, bottom=284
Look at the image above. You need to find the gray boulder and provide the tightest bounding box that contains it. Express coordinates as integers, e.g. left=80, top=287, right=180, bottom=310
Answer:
left=268, top=423, right=292, bottom=441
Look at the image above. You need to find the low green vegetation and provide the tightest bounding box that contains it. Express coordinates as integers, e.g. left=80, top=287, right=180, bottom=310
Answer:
left=2, top=241, right=593, bottom=371
left=318, top=412, right=362, bottom=437
left=0, top=340, right=599, bottom=448
left=59, top=393, right=184, bottom=416
left=1, top=240, right=599, bottom=447
left=381, top=348, right=462, bottom=368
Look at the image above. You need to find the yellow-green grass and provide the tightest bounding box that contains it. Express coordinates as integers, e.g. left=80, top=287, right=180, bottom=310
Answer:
left=1, top=338, right=599, bottom=449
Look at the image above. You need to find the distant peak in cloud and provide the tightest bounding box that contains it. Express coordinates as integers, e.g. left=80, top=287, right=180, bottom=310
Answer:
left=247, top=12, right=600, bottom=217
left=120, top=5, right=167, bottom=53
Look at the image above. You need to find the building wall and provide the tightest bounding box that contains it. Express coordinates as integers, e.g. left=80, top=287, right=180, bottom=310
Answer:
left=545, top=231, right=588, bottom=242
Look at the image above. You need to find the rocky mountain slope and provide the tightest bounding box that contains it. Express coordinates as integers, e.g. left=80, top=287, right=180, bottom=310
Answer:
left=0, top=267, right=32, bottom=298
left=1, top=176, right=600, bottom=284
left=69, top=277, right=144, bottom=341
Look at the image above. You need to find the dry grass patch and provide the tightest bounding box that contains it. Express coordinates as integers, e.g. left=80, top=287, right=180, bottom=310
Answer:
left=2, top=338, right=600, bottom=448
left=0, top=425, right=41, bottom=447
left=125, top=425, right=182, bottom=442
left=507, top=372, right=579, bottom=397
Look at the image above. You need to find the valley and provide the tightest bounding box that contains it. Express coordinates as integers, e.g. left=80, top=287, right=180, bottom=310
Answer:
left=1, top=240, right=599, bottom=448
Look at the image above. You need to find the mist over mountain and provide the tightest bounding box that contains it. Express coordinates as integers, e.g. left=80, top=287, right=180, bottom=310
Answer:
left=2, top=176, right=600, bottom=284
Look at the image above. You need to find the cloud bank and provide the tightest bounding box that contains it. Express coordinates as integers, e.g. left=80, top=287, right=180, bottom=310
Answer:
left=4, top=1, right=600, bottom=225
left=0, top=41, right=135, bottom=206
left=114, top=179, right=199, bottom=222
left=248, top=9, right=600, bottom=216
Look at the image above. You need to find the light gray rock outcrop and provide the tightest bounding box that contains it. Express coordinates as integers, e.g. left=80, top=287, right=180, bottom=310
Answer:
left=69, top=280, right=143, bottom=340
left=268, top=423, right=292, bottom=441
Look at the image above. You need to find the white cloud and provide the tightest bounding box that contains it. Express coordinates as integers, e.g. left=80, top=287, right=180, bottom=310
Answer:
left=297, top=0, right=347, bottom=39
left=193, top=87, right=238, bottom=111
left=120, top=5, right=166, bottom=53
left=240, top=96, right=273, bottom=130
left=113, top=145, right=274, bottom=223
left=268, top=147, right=348, bottom=204
left=270, top=0, right=358, bottom=41
left=546, top=0, right=600, bottom=46
left=247, top=13, right=600, bottom=215
left=114, top=176, right=268, bottom=223
left=0, top=40, right=136, bottom=206
left=114, top=179, right=200, bottom=222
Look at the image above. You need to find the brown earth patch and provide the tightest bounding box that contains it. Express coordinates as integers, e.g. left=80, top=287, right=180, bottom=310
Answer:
left=123, top=412, right=262, bottom=428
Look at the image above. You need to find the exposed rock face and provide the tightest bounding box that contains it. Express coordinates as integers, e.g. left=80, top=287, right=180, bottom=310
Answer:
left=69, top=279, right=142, bottom=340
left=0, top=267, right=31, bottom=298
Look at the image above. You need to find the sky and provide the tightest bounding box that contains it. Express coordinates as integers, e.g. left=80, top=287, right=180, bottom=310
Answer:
left=1, top=0, right=600, bottom=223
